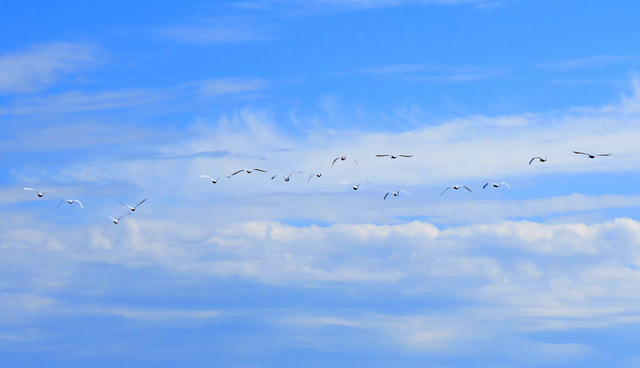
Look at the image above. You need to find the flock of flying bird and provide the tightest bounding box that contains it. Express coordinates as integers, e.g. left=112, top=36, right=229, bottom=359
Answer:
left=22, top=150, right=611, bottom=225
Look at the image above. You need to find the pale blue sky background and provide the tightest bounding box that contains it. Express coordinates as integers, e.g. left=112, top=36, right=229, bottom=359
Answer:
left=3, top=1, right=640, bottom=367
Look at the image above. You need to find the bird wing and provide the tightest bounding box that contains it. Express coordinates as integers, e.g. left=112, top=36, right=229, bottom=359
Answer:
left=57, top=200, right=64, bottom=207
left=597, top=153, right=612, bottom=156
left=331, top=157, right=340, bottom=167
left=253, top=168, right=267, bottom=172
left=441, top=187, right=451, bottom=195
left=120, top=201, right=133, bottom=209
left=23, top=187, right=37, bottom=192
left=399, top=190, right=410, bottom=196
left=383, top=193, right=390, bottom=200
left=307, top=174, right=314, bottom=182
left=398, top=155, right=413, bottom=158
left=229, top=169, right=245, bottom=177
left=119, top=213, right=131, bottom=220
left=271, top=174, right=281, bottom=180
left=73, top=200, right=84, bottom=209
left=483, top=183, right=489, bottom=189
left=200, top=175, right=213, bottom=180
left=134, top=197, right=147, bottom=208
left=573, top=151, right=589, bottom=155
left=351, top=157, right=358, bottom=164
left=528, top=157, right=537, bottom=164
left=376, top=154, right=390, bottom=157
left=501, top=182, right=511, bottom=189
left=463, top=186, right=473, bottom=192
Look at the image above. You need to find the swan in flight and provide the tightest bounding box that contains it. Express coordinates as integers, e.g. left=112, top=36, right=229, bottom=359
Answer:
left=383, top=190, right=410, bottom=200
left=200, top=175, right=219, bottom=184
left=529, top=156, right=547, bottom=164
left=109, top=213, right=130, bottom=224
left=331, top=156, right=358, bottom=168
left=58, top=199, right=84, bottom=209
left=120, top=197, right=147, bottom=212
left=307, top=172, right=325, bottom=182
left=573, top=151, right=611, bottom=159
left=441, top=185, right=472, bottom=195
left=341, top=181, right=361, bottom=190
left=271, top=171, right=303, bottom=182
left=375, top=154, right=413, bottom=159
left=483, top=182, right=511, bottom=189
left=23, top=188, right=45, bottom=197
left=227, top=168, right=268, bottom=177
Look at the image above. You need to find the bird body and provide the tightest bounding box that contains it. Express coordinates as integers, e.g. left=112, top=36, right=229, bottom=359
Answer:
left=120, top=197, right=147, bottom=212
left=341, top=181, right=361, bottom=190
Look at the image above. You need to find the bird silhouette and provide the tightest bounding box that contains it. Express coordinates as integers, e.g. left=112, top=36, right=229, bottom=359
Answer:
left=331, top=156, right=358, bottom=168
left=271, top=171, right=303, bottom=182
left=529, top=156, right=547, bottom=164
left=383, top=190, right=410, bottom=200
left=23, top=187, right=45, bottom=197
left=58, top=199, right=84, bottom=209
left=573, top=151, right=611, bottom=159
left=120, top=197, right=147, bottom=212
left=375, top=154, right=413, bottom=159
left=227, top=168, right=268, bottom=177
left=441, top=185, right=472, bottom=195
left=109, top=213, right=131, bottom=224
left=200, top=175, right=219, bottom=184
left=483, top=182, right=511, bottom=189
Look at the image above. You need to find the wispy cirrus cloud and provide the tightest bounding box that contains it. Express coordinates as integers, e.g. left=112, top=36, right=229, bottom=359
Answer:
left=0, top=42, right=100, bottom=95
left=0, top=78, right=268, bottom=116
left=158, top=17, right=277, bottom=44
left=534, top=55, right=637, bottom=71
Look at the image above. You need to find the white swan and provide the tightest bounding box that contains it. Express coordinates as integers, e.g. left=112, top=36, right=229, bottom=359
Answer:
left=58, top=199, right=84, bottom=209
left=383, top=190, right=410, bottom=200
left=120, top=197, right=147, bottom=212
left=23, top=187, right=45, bottom=197
left=109, top=213, right=130, bottom=224
left=441, top=185, right=472, bottom=195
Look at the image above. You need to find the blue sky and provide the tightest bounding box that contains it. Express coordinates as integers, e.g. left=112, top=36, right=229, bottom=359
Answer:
left=3, top=0, right=640, bottom=367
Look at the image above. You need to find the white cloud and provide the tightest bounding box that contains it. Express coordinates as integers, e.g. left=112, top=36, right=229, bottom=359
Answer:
left=0, top=42, right=99, bottom=95
left=159, top=17, right=276, bottom=44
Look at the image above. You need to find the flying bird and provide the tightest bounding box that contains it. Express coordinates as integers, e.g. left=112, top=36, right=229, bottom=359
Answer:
left=483, top=182, right=511, bottom=189
left=271, top=171, right=303, bottom=182
left=341, top=181, right=361, bottom=190
left=23, top=187, right=45, bottom=197
left=331, top=156, right=358, bottom=168
left=383, top=190, right=410, bottom=200
left=58, top=199, right=84, bottom=209
left=227, top=168, right=268, bottom=177
left=529, top=156, right=547, bottom=164
left=375, top=154, right=413, bottom=159
left=120, top=197, right=147, bottom=212
left=109, top=213, right=131, bottom=224
left=441, top=185, right=472, bottom=195
left=573, top=151, right=611, bottom=159
left=200, top=175, right=219, bottom=184
left=307, top=172, right=325, bottom=182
